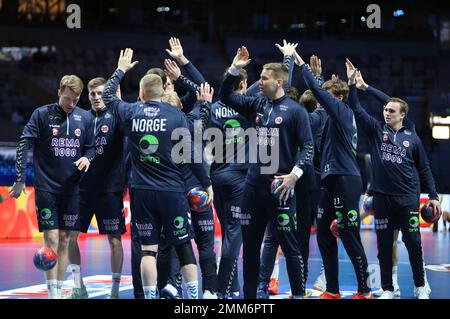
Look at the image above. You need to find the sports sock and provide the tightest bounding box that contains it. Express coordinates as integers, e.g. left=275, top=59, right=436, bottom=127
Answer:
left=143, top=286, right=158, bottom=299
left=57, top=280, right=64, bottom=298
left=111, top=273, right=121, bottom=297
left=46, top=279, right=57, bottom=299
left=69, top=264, right=83, bottom=288
left=186, top=281, right=199, bottom=299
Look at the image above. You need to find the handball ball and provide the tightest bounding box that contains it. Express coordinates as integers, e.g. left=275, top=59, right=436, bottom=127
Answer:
left=420, top=205, right=438, bottom=224
left=33, top=247, right=57, bottom=271
left=363, top=195, right=374, bottom=215
left=187, top=187, right=210, bottom=212
left=330, top=219, right=339, bottom=238
left=270, top=179, right=284, bottom=199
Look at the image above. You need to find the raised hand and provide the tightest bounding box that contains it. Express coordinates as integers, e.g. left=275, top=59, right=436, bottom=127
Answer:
left=355, top=70, right=369, bottom=90
left=275, top=39, right=298, bottom=56
left=310, top=55, right=322, bottom=77
left=196, top=82, right=214, bottom=103
left=165, top=37, right=189, bottom=65
left=164, top=59, right=181, bottom=81
left=232, top=46, right=251, bottom=69
left=117, top=48, right=139, bottom=73
left=345, top=58, right=357, bottom=85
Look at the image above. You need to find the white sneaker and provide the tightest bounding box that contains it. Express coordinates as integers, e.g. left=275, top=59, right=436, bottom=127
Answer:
left=313, top=271, right=326, bottom=292
left=378, top=290, right=395, bottom=299
left=203, top=290, right=218, bottom=299
left=64, top=286, right=89, bottom=299
left=414, top=286, right=430, bottom=299
left=372, top=288, right=384, bottom=297
left=373, top=284, right=400, bottom=298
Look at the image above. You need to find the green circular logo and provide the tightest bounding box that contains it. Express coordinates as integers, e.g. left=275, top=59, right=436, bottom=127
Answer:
left=409, top=216, right=419, bottom=228
left=347, top=210, right=358, bottom=222
left=277, top=213, right=290, bottom=226
left=336, top=211, right=343, bottom=223
left=40, top=208, right=52, bottom=220
left=223, top=119, right=241, bottom=136
left=173, top=216, right=185, bottom=229
left=139, top=135, right=159, bottom=155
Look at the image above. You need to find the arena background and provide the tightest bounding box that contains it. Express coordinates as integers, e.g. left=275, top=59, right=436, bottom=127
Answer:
left=0, top=0, right=449, bottom=300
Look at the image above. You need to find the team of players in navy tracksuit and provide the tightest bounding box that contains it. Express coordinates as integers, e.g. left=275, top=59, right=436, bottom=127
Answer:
left=13, top=40, right=441, bottom=300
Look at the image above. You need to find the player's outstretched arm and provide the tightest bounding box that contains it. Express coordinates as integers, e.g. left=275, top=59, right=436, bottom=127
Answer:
left=10, top=109, right=41, bottom=198
left=309, top=55, right=324, bottom=86
left=346, top=59, right=379, bottom=133
left=165, top=37, right=189, bottom=66
left=296, top=48, right=346, bottom=121
left=196, top=83, right=213, bottom=130
left=103, top=48, right=138, bottom=117
left=247, top=40, right=298, bottom=96
left=351, top=62, right=391, bottom=105
left=276, top=39, right=297, bottom=90
left=219, top=46, right=262, bottom=117
left=165, top=37, right=206, bottom=111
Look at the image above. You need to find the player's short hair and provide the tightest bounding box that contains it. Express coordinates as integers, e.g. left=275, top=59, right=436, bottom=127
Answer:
left=262, top=63, right=289, bottom=84
left=224, top=67, right=248, bottom=91
left=387, top=97, right=409, bottom=115
left=322, top=78, right=349, bottom=101
left=59, top=75, right=84, bottom=95
left=287, top=86, right=300, bottom=101
left=87, top=77, right=106, bottom=91
left=162, top=91, right=182, bottom=109
left=300, top=89, right=319, bottom=112
left=140, top=74, right=164, bottom=99
left=146, top=68, right=167, bottom=85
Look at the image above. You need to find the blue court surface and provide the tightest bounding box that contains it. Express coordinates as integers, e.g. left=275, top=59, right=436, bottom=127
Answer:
left=0, top=230, right=449, bottom=299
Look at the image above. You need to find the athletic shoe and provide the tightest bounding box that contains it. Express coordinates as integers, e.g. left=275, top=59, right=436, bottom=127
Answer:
left=313, top=272, right=326, bottom=292
left=378, top=290, right=395, bottom=299
left=268, top=278, right=279, bottom=295
left=228, top=291, right=241, bottom=299
left=290, top=290, right=312, bottom=299
left=374, top=284, right=401, bottom=298
left=64, top=286, right=89, bottom=299
left=349, top=292, right=374, bottom=299
left=177, top=286, right=184, bottom=299
left=160, top=284, right=180, bottom=299
left=105, top=294, right=119, bottom=299
left=203, top=290, right=218, bottom=299
left=256, top=282, right=269, bottom=299
left=318, top=291, right=341, bottom=299
left=414, top=286, right=430, bottom=299
left=372, top=288, right=384, bottom=297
